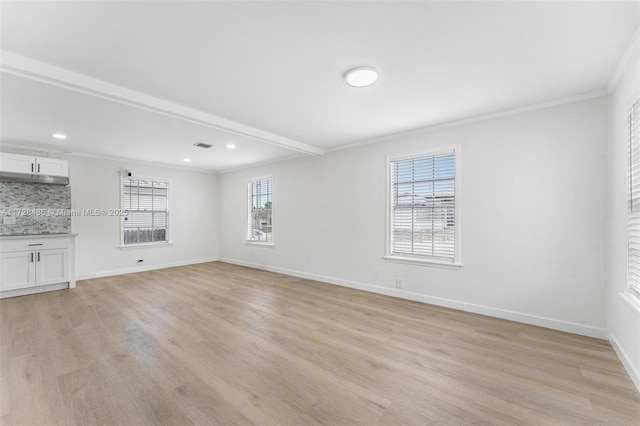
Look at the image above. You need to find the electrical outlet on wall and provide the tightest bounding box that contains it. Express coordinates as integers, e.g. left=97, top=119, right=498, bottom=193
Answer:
left=395, top=278, right=403, bottom=289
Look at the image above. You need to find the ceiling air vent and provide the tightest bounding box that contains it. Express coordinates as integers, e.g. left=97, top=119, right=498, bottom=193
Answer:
left=193, top=142, right=213, bottom=148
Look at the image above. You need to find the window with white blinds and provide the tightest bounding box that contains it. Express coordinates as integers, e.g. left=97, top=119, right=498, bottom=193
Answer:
left=247, top=176, right=272, bottom=243
left=628, top=98, right=640, bottom=299
left=122, top=177, right=169, bottom=245
left=388, top=149, right=457, bottom=263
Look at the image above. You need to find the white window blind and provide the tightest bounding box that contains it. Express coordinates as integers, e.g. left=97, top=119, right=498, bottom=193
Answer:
left=122, top=177, right=169, bottom=245
left=390, top=150, right=456, bottom=262
left=247, top=177, right=272, bottom=243
left=628, top=98, right=640, bottom=299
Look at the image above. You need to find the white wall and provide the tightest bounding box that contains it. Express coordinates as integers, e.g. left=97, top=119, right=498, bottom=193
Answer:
left=607, top=50, right=640, bottom=389
left=218, top=97, right=609, bottom=338
left=68, top=156, right=218, bottom=279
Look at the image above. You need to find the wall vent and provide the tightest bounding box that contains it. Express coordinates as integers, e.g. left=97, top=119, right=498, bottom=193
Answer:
left=193, top=142, right=213, bottom=148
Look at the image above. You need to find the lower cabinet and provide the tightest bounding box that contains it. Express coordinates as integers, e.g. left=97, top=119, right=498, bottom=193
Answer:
left=0, top=248, right=69, bottom=291
left=0, top=251, right=35, bottom=290
left=0, top=236, right=75, bottom=297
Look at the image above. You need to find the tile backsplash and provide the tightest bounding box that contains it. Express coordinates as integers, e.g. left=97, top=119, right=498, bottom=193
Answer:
left=0, top=182, right=71, bottom=236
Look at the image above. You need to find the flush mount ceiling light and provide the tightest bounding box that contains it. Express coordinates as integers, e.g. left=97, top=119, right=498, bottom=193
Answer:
left=52, top=133, right=67, bottom=140
left=183, top=158, right=191, bottom=162
left=226, top=143, right=236, bottom=149
left=344, top=66, right=379, bottom=88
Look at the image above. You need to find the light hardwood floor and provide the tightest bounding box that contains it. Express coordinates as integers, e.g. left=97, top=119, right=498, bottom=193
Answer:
left=1, top=261, right=638, bottom=425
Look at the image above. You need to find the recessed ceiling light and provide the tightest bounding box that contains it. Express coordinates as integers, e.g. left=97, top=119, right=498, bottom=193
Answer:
left=344, top=66, right=379, bottom=88
left=52, top=133, right=67, bottom=140
left=226, top=144, right=236, bottom=149
left=183, top=158, right=192, bottom=162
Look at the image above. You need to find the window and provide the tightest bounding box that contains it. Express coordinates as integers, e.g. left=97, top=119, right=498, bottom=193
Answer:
left=247, top=176, right=273, bottom=243
left=628, top=97, right=640, bottom=299
left=121, top=176, right=169, bottom=245
left=387, top=148, right=459, bottom=265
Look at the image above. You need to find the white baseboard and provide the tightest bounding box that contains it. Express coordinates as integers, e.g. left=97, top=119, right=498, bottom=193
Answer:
left=219, top=257, right=608, bottom=339
left=76, top=257, right=218, bottom=281
left=609, top=332, right=640, bottom=393
left=0, top=282, right=69, bottom=299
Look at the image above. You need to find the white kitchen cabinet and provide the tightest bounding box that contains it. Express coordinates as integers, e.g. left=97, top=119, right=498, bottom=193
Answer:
left=0, top=248, right=69, bottom=291
left=0, top=235, right=76, bottom=298
left=0, top=153, right=34, bottom=174
left=0, top=153, right=68, bottom=177
left=36, top=248, right=70, bottom=286
left=0, top=251, right=36, bottom=291
left=35, top=157, right=68, bottom=176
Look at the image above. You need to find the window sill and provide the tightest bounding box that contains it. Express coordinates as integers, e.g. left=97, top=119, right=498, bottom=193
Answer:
left=384, top=255, right=462, bottom=269
left=118, top=241, right=173, bottom=249
left=245, top=241, right=275, bottom=248
left=621, top=291, right=640, bottom=314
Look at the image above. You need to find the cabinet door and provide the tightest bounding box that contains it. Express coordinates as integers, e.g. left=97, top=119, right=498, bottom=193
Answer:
left=36, top=157, right=68, bottom=177
left=0, top=153, right=34, bottom=174
left=0, top=251, right=36, bottom=291
left=36, top=248, right=69, bottom=286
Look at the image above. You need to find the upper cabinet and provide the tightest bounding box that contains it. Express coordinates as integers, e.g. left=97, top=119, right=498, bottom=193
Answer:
left=0, top=153, right=68, bottom=177
left=35, top=157, right=68, bottom=177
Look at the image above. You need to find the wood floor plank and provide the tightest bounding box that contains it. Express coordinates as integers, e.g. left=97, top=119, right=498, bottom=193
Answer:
left=1, top=261, right=639, bottom=425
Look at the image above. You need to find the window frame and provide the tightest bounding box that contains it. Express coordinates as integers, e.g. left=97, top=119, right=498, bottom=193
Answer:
left=628, top=97, right=640, bottom=301
left=385, top=146, right=462, bottom=268
left=119, top=174, right=171, bottom=248
left=246, top=175, right=274, bottom=246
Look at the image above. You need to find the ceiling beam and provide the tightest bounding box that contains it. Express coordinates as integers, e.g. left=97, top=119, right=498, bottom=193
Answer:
left=0, top=51, right=324, bottom=156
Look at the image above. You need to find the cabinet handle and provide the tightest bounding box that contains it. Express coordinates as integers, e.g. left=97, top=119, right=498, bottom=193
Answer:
left=37, top=252, right=40, bottom=262
left=37, top=163, right=40, bottom=173
left=31, top=163, right=34, bottom=173
left=28, top=243, right=43, bottom=246
left=30, top=253, right=34, bottom=263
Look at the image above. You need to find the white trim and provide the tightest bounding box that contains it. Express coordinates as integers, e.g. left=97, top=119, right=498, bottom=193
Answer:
left=621, top=291, right=640, bottom=314
left=386, top=146, right=459, bottom=163
left=384, top=255, right=462, bottom=269
left=76, top=257, right=218, bottom=281
left=627, top=97, right=640, bottom=304
left=609, top=331, right=640, bottom=393
left=245, top=242, right=275, bottom=248
left=0, top=282, right=69, bottom=300
left=246, top=175, right=274, bottom=244
left=218, top=257, right=608, bottom=339
left=1, top=136, right=306, bottom=176
left=120, top=174, right=171, bottom=247
left=608, top=28, right=640, bottom=94
left=66, top=150, right=218, bottom=175
left=386, top=145, right=461, bottom=264
left=1, top=145, right=219, bottom=175
left=118, top=241, right=174, bottom=250
left=328, top=90, right=607, bottom=153
left=219, top=153, right=306, bottom=175
left=0, top=51, right=324, bottom=157
left=245, top=174, right=273, bottom=183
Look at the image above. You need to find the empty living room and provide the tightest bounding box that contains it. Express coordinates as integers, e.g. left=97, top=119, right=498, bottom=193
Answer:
left=1, top=1, right=639, bottom=425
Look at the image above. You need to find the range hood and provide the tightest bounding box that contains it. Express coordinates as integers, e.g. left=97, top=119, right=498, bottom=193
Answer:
left=0, top=171, right=69, bottom=185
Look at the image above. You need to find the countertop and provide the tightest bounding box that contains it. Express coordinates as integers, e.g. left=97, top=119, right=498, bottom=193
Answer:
left=0, top=233, right=78, bottom=240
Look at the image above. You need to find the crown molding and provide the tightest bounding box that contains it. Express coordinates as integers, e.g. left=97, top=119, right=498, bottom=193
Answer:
left=218, top=152, right=306, bottom=175
left=65, top=151, right=219, bottom=175
left=0, top=142, right=218, bottom=175
left=608, top=27, right=640, bottom=94
left=327, top=89, right=607, bottom=153
left=0, top=50, right=324, bottom=157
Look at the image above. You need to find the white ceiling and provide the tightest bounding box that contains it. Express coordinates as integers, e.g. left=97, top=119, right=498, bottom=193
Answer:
left=1, top=1, right=638, bottom=172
